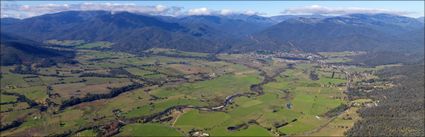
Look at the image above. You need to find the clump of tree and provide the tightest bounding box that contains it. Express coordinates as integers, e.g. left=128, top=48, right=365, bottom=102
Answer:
left=10, top=65, right=37, bottom=74
left=321, top=104, right=348, bottom=118
left=309, top=70, right=319, bottom=80
left=227, top=123, right=249, bottom=131
left=0, top=119, right=24, bottom=132
left=2, top=92, right=38, bottom=107
left=79, top=68, right=133, bottom=78
left=79, top=72, right=114, bottom=78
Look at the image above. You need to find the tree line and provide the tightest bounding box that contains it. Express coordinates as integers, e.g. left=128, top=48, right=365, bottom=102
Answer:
left=59, top=83, right=144, bottom=110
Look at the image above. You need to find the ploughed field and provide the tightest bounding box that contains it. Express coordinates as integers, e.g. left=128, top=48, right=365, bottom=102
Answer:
left=1, top=44, right=391, bottom=136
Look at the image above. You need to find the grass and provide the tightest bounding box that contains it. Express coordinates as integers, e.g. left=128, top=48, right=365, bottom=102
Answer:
left=0, top=50, right=376, bottom=136
left=310, top=107, right=361, bottom=136
left=209, top=124, right=273, bottom=136
left=147, top=48, right=209, bottom=57
left=9, top=86, right=48, bottom=102
left=119, top=123, right=184, bottom=136
left=1, top=102, right=30, bottom=111
left=318, top=51, right=362, bottom=57
left=175, top=109, right=230, bottom=131
left=124, top=95, right=207, bottom=118
left=261, top=63, right=347, bottom=135
left=0, top=94, right=18, bottom=103
left=278, top=115, right=323, bottom=135
left=346, top=64, right=403, bottom=73
left=45, top=39, right=85, bottom=46
left=6, top=109, right=90, bottom=136
left=125, top=67, right=154, bottom=76
left=324, top=58, right=352, bottom=63
left=0, top=108, right=38, bottom=125
left=151, top=73, right=261, bottom=102
left=0, top=73, right=30, bottom=88
left=153, top=98, right=207, bottom=114
left=76, top=41, right=113, bottom=49
left=76, top=129, right=97, bottom=136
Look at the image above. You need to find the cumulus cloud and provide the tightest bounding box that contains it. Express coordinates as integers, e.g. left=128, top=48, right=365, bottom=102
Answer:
left=282, top=5, right=413, bottom=16
left=187, top=7, right=211, bottom=15
left=1, top=2, right=183, bottom=18
left=1, top=1, right=23, bottom=18
left=186, top=7, right=262, bottom=16
left=219, top=9, right=233, bottom=15
left=243, top=10, right=261, bottom=16
left=0, top=2, right=263, bottom=18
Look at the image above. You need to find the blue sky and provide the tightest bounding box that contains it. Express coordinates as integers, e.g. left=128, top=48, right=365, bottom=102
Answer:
left=2, top=1, right=424, bottom=18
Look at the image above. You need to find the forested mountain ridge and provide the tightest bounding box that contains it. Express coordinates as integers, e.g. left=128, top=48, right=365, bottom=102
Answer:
left=1, top=11, right=423, bottom=54
left=0, top=11, right=227, bottom=53
left=250, top=14, right=424, bottom=53
left=178, top=14, right=275, bottom=38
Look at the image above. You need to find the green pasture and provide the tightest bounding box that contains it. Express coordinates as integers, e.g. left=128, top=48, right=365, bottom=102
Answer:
left=119, top=123, right=183, bottom=136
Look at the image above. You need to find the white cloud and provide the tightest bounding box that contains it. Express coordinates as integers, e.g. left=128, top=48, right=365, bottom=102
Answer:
left=243, top=10, right=260, bottom=16
left=0, top=2, right=419, bottom=19
left=186, top=7, right=262, bottom=16
left=1, top=2, right=265, bottom=18
left=220, top=9, right=233, bottom=15
left=187, top=7, right=211, bottom=15
left=1, top=2, right=183, bottom=18
left=282, top=5, right=413, bottom=16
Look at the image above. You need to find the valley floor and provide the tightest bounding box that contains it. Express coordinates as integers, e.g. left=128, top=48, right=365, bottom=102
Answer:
left=0, top=48, right=393, bottom=136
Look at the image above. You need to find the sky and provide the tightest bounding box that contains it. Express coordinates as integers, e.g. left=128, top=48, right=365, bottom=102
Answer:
left=1, top=1, right=424, bottom=18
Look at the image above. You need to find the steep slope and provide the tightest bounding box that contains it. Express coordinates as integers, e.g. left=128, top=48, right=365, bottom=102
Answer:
left=251, top=14, right=424, bottom=53
left=1, top=12, right=423, bottom=53
left=0, top=33, right=76, bottom=66
left=178, top=14, right=275, bottom=38
left=417, top=17, right=424, bottom=23
left=1, top=11, right=225, bottom=53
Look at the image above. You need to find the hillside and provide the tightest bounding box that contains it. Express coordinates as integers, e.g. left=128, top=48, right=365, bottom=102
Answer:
left=0, top=11, right=226, bottom=53
left=0, top=33, right=75, bottom=66
left=1, top=11, right=423, bottom=54
left=179, top=14, right=275, bottom=38
left=346, top=64, right=425, bottom=136
left=250, top=14, right=424, bottom=53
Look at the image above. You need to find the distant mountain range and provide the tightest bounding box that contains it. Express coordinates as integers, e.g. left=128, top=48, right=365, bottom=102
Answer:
left=178, top=14, right=275, bottom=38
left=245, top=14, right=424, bottom=53
left=418, top=17, right=425, bottom=23
left=1, top=11, right=424, bottom=54
left=269, top=14, right=329, bottom=23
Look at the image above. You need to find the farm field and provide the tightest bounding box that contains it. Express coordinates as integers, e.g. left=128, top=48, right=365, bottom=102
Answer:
left=1, top=47, right=388, bottom=136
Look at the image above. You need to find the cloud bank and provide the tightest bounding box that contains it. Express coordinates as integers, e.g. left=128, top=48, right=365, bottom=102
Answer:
left=0, top=2, right=263, bottom=18
left=282, top=5, right=413, bottom=16
left=186, top=7, right=261, bottom=16
left=0, top=2, right=416, bottom=19
left=1, top=2, right=185, bottom=18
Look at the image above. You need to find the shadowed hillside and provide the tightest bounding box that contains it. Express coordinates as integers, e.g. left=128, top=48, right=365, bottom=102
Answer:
left=0, top=33, right=76, bottom=66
